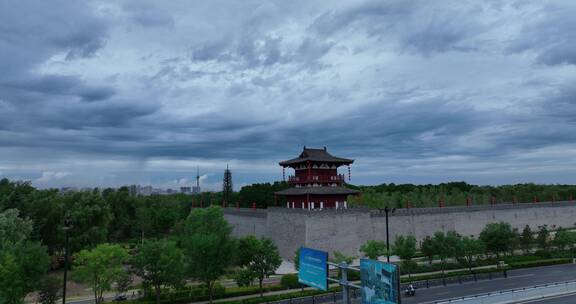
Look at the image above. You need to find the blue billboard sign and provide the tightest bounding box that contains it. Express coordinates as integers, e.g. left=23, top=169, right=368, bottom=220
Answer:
left=298, top=247, right=328, bottom=291
left=360, top=259, right=400, bottom=304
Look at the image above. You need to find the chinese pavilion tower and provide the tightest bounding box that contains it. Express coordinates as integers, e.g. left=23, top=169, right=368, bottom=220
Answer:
left=275, top=146, right=359, bottom=209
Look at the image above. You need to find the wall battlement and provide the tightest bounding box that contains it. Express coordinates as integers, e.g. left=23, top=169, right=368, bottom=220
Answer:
left=224, top=202, right=576, bottom=259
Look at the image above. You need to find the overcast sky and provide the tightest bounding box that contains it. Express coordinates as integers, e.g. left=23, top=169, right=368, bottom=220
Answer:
left=1, top=0, right=575, bottom=190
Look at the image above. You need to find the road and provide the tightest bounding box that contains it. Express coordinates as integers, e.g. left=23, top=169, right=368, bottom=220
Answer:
left=402, top=264, right=576, bottom=304
left=66, top=264, right=576, bottom=304
left=514, top=293, right=576, bottom=304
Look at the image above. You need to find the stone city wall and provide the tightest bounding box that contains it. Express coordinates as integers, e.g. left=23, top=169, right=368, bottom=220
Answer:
left=223, top=202, right=576, bottom=259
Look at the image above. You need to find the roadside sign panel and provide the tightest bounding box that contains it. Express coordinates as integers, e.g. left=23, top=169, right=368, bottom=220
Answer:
left=360, top=259, right=400, bottom=304
left=298, top=247, right=328, bottom=291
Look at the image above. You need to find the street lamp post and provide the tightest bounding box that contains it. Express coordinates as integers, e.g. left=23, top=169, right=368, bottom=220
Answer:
left=62, top=218, right=72, bottom=304
left=384, top=206, right=396, bottom=263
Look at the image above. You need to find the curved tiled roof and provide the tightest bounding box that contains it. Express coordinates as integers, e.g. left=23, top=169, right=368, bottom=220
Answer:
left=279, top=147, right=354, bottom=166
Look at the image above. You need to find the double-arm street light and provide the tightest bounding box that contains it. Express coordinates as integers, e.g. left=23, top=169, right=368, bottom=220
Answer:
left=62, top=218, right=73, bottom=304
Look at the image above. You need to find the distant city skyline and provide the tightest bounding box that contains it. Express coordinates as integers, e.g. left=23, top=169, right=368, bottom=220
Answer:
left=1, top=1, right=575, bottom=189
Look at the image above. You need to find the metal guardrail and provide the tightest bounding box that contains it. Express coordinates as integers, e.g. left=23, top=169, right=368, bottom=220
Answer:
left=266, top=271, right=508, bottom=304
left=430, top=280, right=576, bottom=304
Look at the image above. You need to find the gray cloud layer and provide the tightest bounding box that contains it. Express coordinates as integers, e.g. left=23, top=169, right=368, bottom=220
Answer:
left=0, top=0, right=575, bottom=188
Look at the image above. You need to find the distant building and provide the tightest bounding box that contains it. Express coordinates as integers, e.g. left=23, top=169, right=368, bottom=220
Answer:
left=276, top=146, right=359, bottom=209
left=193, top=166, right=201, bottom=194
left=180, top=187, right=191, bottom=194
left=140, top=186, right=153, bottom=196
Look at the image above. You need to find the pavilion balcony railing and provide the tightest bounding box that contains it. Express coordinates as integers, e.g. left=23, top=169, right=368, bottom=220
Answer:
left=287, top=174, right=345, bottom=184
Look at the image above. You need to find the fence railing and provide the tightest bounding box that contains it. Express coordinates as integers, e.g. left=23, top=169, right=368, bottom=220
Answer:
left=429, top=280, right=576, bottom=304
left=267, top=271, right=508, bottom=304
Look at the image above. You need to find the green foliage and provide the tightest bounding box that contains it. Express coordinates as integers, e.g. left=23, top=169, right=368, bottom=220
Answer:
left=420, top=236, right=435, bottom=264
left=393, top=235, right=417, bottom=278
left=457, top=236, right=485, bottom=271
left=508, top=258, right=571, bottom=269
left=520, top=225, right=534, bottom=254
left=0, top=209, right=50, bottom=304
left=479, top=222, right=518, bottom=256
left=234, top=269, right=255, bottom=287
left=73, top=243, right=129, bottom=304
left=63, top=191, right=112, bottom=253
left=0, top=241, right=50, bottom=304
left=37, top=276, right=61, bottom=304
left=238, top=182, right=290, bottom=208
left=236, top=236, right=282, bottom=296
left=553, top=229, right=576, bottom=252
left=293, top=247, right=301, bottom=271
left=0, top=209, right=33, bottom=250
left=360, top=240, right=387, bottom=259
left=182, top=206, right=235, bottom=303
left=331, top=251, right=353, bottom=264
left=132, top=239, right=185, bottom=304
left=536, top=225, right=550, bottom=250
left=350, top=182, right=576, bottom=208
left=280, top=274, right=300, bottom=289
left=393, top=235, right=417, bottom=261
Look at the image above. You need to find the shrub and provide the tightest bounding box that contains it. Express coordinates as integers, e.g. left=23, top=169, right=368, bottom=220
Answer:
left=234, top=269, right=255, bottom=287
left=280, top=274, right=300, bottom=289
left=534, top=250, right=552, bottom=259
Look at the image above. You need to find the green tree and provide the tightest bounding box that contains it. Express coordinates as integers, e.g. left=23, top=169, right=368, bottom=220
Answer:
left=457, top=236, right=484, bottom=274
left=393, top=235, right=417, bottom=280
left=479, top=222, right=517, bottom=257
left=519, top=225, right=534, bottom=254
left=536, top=225, right=550, bottom=251
left=0, top=241, right=50, bottom=304
left=132, top=239, right=185, bottom=304
left=37, top=277, right=61, bottom=304
left=0, top=209, right=50, bottom=304
left=182, top=206, right=235, bottom=304
left=332, top=251, right=354, bottom=264
left=293, top=247, right=301, bottom=271
left=420, top=236, right=435, bottom=264
left=553, top=229, right=576, bottom=252
left=237, top=236, right=282, bottom=296
left=63, top=192, right=111, bottom=253
left=360, top=240, right=387, bottom=259
left=0, top=209, right=33, bottom=249
left=73, top=243, right=129, bottom=304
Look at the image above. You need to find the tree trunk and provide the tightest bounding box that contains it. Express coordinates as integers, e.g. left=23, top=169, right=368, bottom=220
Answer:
left=155, top=284, right=161, bottom=304
left=208, top=281, right=214, bottom=304
left=259, top=278, right=264, bottom=297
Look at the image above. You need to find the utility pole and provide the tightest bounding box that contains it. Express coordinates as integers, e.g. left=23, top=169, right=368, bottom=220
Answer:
left=384, top=206, right=395, bottom=263
left=62, top=218, right=73, bottom=304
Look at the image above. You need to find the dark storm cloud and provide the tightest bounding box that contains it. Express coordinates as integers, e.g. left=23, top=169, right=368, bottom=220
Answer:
left=1, top=0, right=576, bottom=188
left=508, top=2, right=576, bottom=66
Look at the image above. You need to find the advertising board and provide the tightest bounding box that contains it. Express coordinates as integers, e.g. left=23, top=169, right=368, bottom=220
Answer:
left=360, top=259, right=400, bottom=304
left=298, top=247, right=328, bottom=291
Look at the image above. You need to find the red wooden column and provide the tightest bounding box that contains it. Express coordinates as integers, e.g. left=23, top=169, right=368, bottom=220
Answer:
left=251, top=202, right=256, bottom=210
left=236, top=201, right=239, bottom=209
left=466, top=197, right=472, bottom=207
left=512, top=196, right=518, bottom=204
left=439, top=198, right=445, bottom=208
left=533, top=196, right=538, bottom=203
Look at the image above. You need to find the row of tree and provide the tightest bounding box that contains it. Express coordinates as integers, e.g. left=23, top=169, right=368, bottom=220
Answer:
left=2, top=178, right=576, bottom=258
left=0, top=206, right=282, bottom=304
left=355, top=222, right=576, bottom=280
left=348, top=182, right=576, bottom=208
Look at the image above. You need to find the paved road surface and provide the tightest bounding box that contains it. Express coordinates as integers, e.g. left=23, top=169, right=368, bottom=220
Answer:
left=514, top=293, right=576, bottom=303
left=403, top=264, right=576, bottom=304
